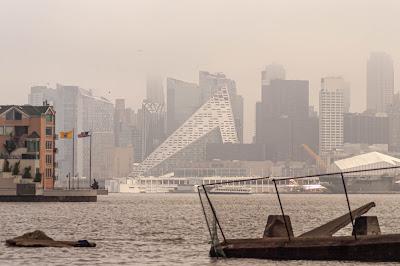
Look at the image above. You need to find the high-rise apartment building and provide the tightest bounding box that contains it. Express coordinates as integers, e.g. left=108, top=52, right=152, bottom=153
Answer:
left=131, top=88, right=238, bottom=177
left=367, top=52, right=394, bottom=113
left=319, top=77, right=345, bottom=156
left=28, top=84, right=114, bottom=180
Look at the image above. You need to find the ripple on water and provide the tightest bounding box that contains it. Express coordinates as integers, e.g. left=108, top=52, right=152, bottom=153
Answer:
left=1, top=193, right=400, bottom=266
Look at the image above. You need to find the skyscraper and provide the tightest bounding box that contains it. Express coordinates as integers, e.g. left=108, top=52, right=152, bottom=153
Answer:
left=319, top=77, right=345, bottom=156
left=166, top=78, right=202, bottom=135
left=256, top=79, right=318, bottom=161
left=261, top=63, right=286, bottom=86
left=29, top=84, right=114, bottom=180
left=367, top=52, right=394, bottom=113
left=114, top=99, right=134, bottom=148
left=141, top=100, right=165, bottom=159
left=146, top=75, right=164, bottom=104
left=343, top=81, right=351, bottom=113
left=131, top=87, right=238, bottom=177
left=199, top=71, right=244, bottom=142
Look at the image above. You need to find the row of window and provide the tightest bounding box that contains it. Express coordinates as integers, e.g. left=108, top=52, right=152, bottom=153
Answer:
left=0, top=126, right=15, bottom=136
left=46, top=154, right=52, bottom=164
left=0, top=126, right=54, bottom=137
left=45, top=168, right=52, bottom=178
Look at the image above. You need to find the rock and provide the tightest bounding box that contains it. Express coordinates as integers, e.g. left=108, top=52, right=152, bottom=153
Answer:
left=5, top=230, right=96, bottom=248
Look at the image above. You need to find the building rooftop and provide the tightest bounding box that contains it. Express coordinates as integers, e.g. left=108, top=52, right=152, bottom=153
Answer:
left=0, top=105, right=53, bottom=116
left=334, top=151, right=400, bottom=171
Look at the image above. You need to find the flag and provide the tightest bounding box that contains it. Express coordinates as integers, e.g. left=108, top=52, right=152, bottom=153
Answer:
left=59, top=131, right=73, bottom=139
left=78, top=131, right=90, bottom=138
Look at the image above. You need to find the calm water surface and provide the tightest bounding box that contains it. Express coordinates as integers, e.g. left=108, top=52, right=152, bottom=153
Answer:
left=1, top=193, right=400, bottom=266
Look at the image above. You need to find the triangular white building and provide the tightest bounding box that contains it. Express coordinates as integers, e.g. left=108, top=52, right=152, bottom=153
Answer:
left=131, top=87, right=238, bottom=177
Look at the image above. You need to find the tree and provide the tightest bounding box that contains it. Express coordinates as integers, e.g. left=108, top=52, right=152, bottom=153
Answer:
left=12, top=161, right=20, bottom=175
left=4, top=140, right=17, bottom=155
left=22, top=166, right=32, bottom=179
left=3, top=159, right=11, bottom=172
left=34, top=172, right=42, bottom=183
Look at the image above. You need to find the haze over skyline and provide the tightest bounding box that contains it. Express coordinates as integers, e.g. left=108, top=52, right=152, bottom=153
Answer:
left=1, top=0, right=400, bottom=142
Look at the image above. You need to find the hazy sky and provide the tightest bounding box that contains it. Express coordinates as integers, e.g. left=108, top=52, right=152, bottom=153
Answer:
left=1, top=0, right=400, bottom=142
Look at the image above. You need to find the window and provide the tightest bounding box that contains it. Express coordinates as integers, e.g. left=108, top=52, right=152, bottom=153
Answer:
left=46, top=155, right=52, bottom=164
left=6, top=109, right=22, bottom=120
left=0, top=127, right=3, bottom=135
left=46, top=141, right=52, bottom=150
left=15, top=126, right=28, bottom=137
left=46, top=127, right=53, bottom=136
left=4, top=126, right=14, bottom=136
left=46, top=168, right=52, bottom=177
left=46, top=114, right=53, bottom=122
left=27, top=140, right=40, bottom=152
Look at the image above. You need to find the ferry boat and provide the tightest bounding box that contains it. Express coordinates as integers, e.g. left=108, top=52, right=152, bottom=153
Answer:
left=209, top=185, right=252, bottom=195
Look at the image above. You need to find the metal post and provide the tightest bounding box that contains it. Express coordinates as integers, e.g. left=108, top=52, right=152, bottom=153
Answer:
left=273, top=179, right=291, bottom=240
left=68, top=173, right=71, bottom=190
left=202, top=185, right=227, bottom=243
left=72, top=128, right=75, bottom=182
left=341, top=173, right=357, bottom=240
left=89, top=132, right=92, bottom=188
left=197, top=187, right=213, bottom=243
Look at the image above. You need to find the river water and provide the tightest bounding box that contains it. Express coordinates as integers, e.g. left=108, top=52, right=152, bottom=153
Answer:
left=1, top=193, right=400, bottom=266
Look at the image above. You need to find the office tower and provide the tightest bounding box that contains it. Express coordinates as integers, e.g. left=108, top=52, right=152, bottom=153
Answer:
left=343, top=82, right=351, bottom=113
left=28, top=84, right=114, bottom=180
left=114, top=99, right=134, bottom=147
left=166, top=78, right=202, bottom=135
left=29, top=86, right=57, bottom=106
left=199, top=71, right=244, bottom=142
left=255, top=79, right=318, bottom=161
left=261, top=80, right=309, bottom=119
left=367, top=52, right=394, bottom=113
left=319, top=77, right=345, bottom=155
left=261, top=63, right=286, bottom=86
left=141, top=100, right=165, bottom=159
left=146, top=75, right=164, bottom=104
left=344, top=112, right=389, bottom=144
left=131, top=88, right=238, bottom=177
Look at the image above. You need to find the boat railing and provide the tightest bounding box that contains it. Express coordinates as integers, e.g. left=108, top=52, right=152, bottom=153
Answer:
left=197, top=165, right=400, bottom=254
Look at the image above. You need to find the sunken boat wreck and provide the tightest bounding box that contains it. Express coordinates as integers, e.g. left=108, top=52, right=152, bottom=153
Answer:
left=198, top=166, right=400, bottom=262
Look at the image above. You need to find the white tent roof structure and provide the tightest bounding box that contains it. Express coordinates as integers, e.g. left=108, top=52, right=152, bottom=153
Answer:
left=333, top=151, right=400, bottom=172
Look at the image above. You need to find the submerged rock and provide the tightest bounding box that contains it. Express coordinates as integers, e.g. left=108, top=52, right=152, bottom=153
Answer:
left=5, top=230, right=96, bottom=248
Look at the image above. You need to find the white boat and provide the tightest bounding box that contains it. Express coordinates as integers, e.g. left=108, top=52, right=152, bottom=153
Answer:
left=209, top=185, right=252, bottom=195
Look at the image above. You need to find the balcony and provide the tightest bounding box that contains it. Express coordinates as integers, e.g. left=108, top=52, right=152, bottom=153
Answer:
left=0, top=154, right=40, bottom=160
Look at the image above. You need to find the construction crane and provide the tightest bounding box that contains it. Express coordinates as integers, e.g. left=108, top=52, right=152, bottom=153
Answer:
left=301, top=144, right=327, bottom=171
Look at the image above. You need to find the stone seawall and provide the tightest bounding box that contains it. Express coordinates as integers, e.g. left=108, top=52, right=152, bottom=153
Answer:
left=0, top=195, right=97, bottom=202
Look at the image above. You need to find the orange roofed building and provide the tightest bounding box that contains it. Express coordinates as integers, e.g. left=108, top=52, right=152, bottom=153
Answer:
left=0, top=105, right=56, bottom=189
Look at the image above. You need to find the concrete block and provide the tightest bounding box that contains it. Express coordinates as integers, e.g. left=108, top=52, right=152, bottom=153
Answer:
left=263, top=215, right=294, bottom=238
left=352, top=216, right=381, bottom=236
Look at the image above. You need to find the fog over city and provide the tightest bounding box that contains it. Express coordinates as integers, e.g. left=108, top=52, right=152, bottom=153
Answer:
left=1, top=0, right=400, bottom=142
left=4, top=1, right=400, bottom=265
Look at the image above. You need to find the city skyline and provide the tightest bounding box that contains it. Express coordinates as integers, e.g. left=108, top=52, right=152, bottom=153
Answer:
left=2, top=0, right=400, bottom=142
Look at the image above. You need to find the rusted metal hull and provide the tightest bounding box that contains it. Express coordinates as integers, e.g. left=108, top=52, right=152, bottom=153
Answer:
left=210, top=234, right=400, bottom=261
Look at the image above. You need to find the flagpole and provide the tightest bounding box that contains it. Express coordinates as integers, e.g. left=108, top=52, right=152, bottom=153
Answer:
left=89, top=132, right=92, bottom=188
left=72, top=128, right=75, bottom=183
